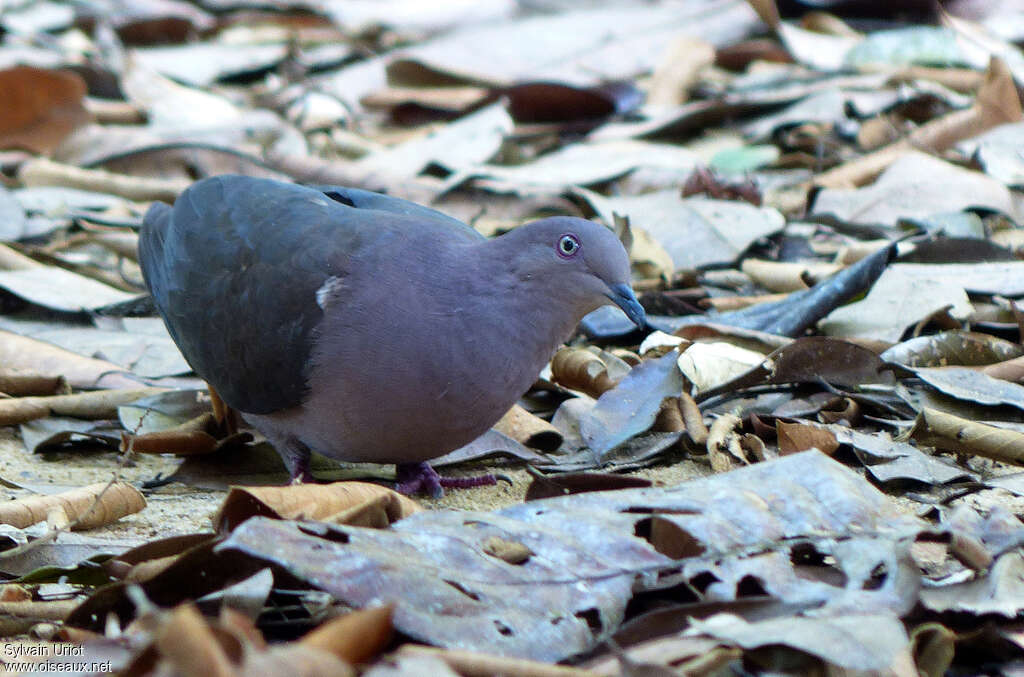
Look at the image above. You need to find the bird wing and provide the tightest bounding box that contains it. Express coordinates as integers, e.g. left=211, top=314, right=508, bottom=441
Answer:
left=139, top=175, right=477, bottom=414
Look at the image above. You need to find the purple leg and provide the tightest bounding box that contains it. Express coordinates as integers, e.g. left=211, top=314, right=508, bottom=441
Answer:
left=281, top=438, right=314, bottom=484
left=394, top=462, right=498, bottom=498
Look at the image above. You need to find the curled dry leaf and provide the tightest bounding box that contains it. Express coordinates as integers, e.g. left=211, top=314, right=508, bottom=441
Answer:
left=523, top=469, right=652, bottom=501
left=740, top=258, right=844, bottom=292
left=707, top=413, right=744, bottom=472
left=129, top=412, right=227, bottom=456
left=910, top=408, right=1024, bottom=465
left=130, top=429, right=219, bottom=456
left=679, top=391, right=708, bottom=445
left=550, top=346, right=617, bottom=397
left=214, top=482, right=421, bottom=533
left=0, top=481, right=145, bottom=530
left=493, top=405, right=562, bottom=451
left=0, top=369, right=68, bottom=397
left=0, top=388, right=165, bottom=426
left=152, top=602, right=355, bottom=677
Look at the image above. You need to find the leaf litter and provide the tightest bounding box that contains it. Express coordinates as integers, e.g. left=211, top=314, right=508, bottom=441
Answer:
left=1, top=0, right=1024, bottom=674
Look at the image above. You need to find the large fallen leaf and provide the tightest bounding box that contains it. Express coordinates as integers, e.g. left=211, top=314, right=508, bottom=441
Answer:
left=354, top=102, right=512, bottom=180
left=214, top=482, right=421, bottom=532
left=132, top=42, right=289, bottom=88
left=218, top=451, right=926, bottom=661
left=32, top=324, right=189, bottom=379
left=685, top=611, right=915, bottom=673
left=468, top=140, right=700, bottom=191
left=819, top=264, right=974, bottom=342
left=811, top=151, right=1020, bottom=226
left=795, top=420, right=975, bottom=485
left=0, top=266, right=136, bottom=312
left=0, top=330, right=138, bottom=389
left=910, top=366, right=1024, bottom=411
left=959, top=120, right=1024, bottom=186
left=387, top=0, right=759, bottom=87
left=921, top=551, right=1024, bottom=616
left=881, top=330, right=1024, bottom=367
left=577, top=190, right=783, bottom=270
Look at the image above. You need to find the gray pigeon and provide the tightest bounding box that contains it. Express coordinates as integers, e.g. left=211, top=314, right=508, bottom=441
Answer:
left=139, top=176, right=645, bottom=494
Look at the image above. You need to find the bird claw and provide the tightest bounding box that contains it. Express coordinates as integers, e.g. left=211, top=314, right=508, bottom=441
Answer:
left=394, top=462, right=499, bottom=498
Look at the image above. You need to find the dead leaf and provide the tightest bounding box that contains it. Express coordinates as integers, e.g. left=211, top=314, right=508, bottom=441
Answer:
left=0, top=388, right=164, bottom=425
left=0, top=66, right=89, bottom=154
left=0, top=481, right=145, bottom=530
left=300, top=604, right=394, bottom=666
left=214, top=482, right=422, bottom=532
left=493, top=405, right=561, bottom=451
left=777, top=421, right=839, bottom=456
left=910, top=408, right=1024, bottom=465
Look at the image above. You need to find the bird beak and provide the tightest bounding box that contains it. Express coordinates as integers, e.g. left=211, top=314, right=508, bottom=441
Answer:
left=605, top=282, right=646, bottom=328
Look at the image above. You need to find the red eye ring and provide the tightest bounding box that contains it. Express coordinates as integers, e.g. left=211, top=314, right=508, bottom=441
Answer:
left=557, top=233, right=580, bottom=259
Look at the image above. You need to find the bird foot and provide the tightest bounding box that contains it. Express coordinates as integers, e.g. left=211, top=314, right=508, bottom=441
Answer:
left=394, top=462, right=498, bottom=498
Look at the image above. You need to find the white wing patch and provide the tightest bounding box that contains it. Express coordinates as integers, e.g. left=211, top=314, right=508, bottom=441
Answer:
left=316, top=275, right=346, bottom=310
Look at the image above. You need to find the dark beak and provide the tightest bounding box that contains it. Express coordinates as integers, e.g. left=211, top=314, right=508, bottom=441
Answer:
left=605, top=282, right=646, bottom=328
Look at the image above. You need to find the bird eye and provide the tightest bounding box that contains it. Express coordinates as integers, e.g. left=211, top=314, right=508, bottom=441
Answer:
left=557, top=233, right=580, bottom=258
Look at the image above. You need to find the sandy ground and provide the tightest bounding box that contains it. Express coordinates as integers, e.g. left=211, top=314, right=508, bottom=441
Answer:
left=0, top=424, right=712, bottom=545
left=2, top=423, right=1022, bottom=554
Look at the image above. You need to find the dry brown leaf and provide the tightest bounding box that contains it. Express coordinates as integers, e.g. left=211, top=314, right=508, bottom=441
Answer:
left=0, top=369, right=68, bottom=397
left=0, top=330, right=139, bottom=389
left=909, top=408, right=1024, bottom=465
left=300, top=604, right=394, bottom=665
left=0, top=66, right=90, bottom=154
left=647, top=36, right=715, bottom=107
left=214, top=482, right=421, bottom=532
left=550, top=346, right=617, bottom=397
left=0, top=481, right=145, bottom=530
left=740, top=258, right=843, bottom=293
left=980, top=354, right=1024, bottom=383
left=130, top=429, right=219, bottom=456
left=679, top=391, right=708, bottom=446
left=493, top=405, right=562, bottom=451
left=154, top=603, right=239, bottom=677
left=777, top=420, right=840, bottom=456
left=360, top=85, right=488, bottom=111
left=0, top=387, right=165, bottom=425
left=130, top=412, right=224, bottom=456
left=653, top=396, right=686, bottom=433
left=704, top=292, right=789, bottom=311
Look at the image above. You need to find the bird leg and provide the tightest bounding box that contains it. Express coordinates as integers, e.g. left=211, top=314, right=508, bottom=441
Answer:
left=394, top=462, right=498, bottom=498
left=281, top=438, right=314, bottom=484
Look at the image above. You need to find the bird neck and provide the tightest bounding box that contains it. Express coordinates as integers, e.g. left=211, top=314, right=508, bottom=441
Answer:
left=474, top=236, right=584, bottom=354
